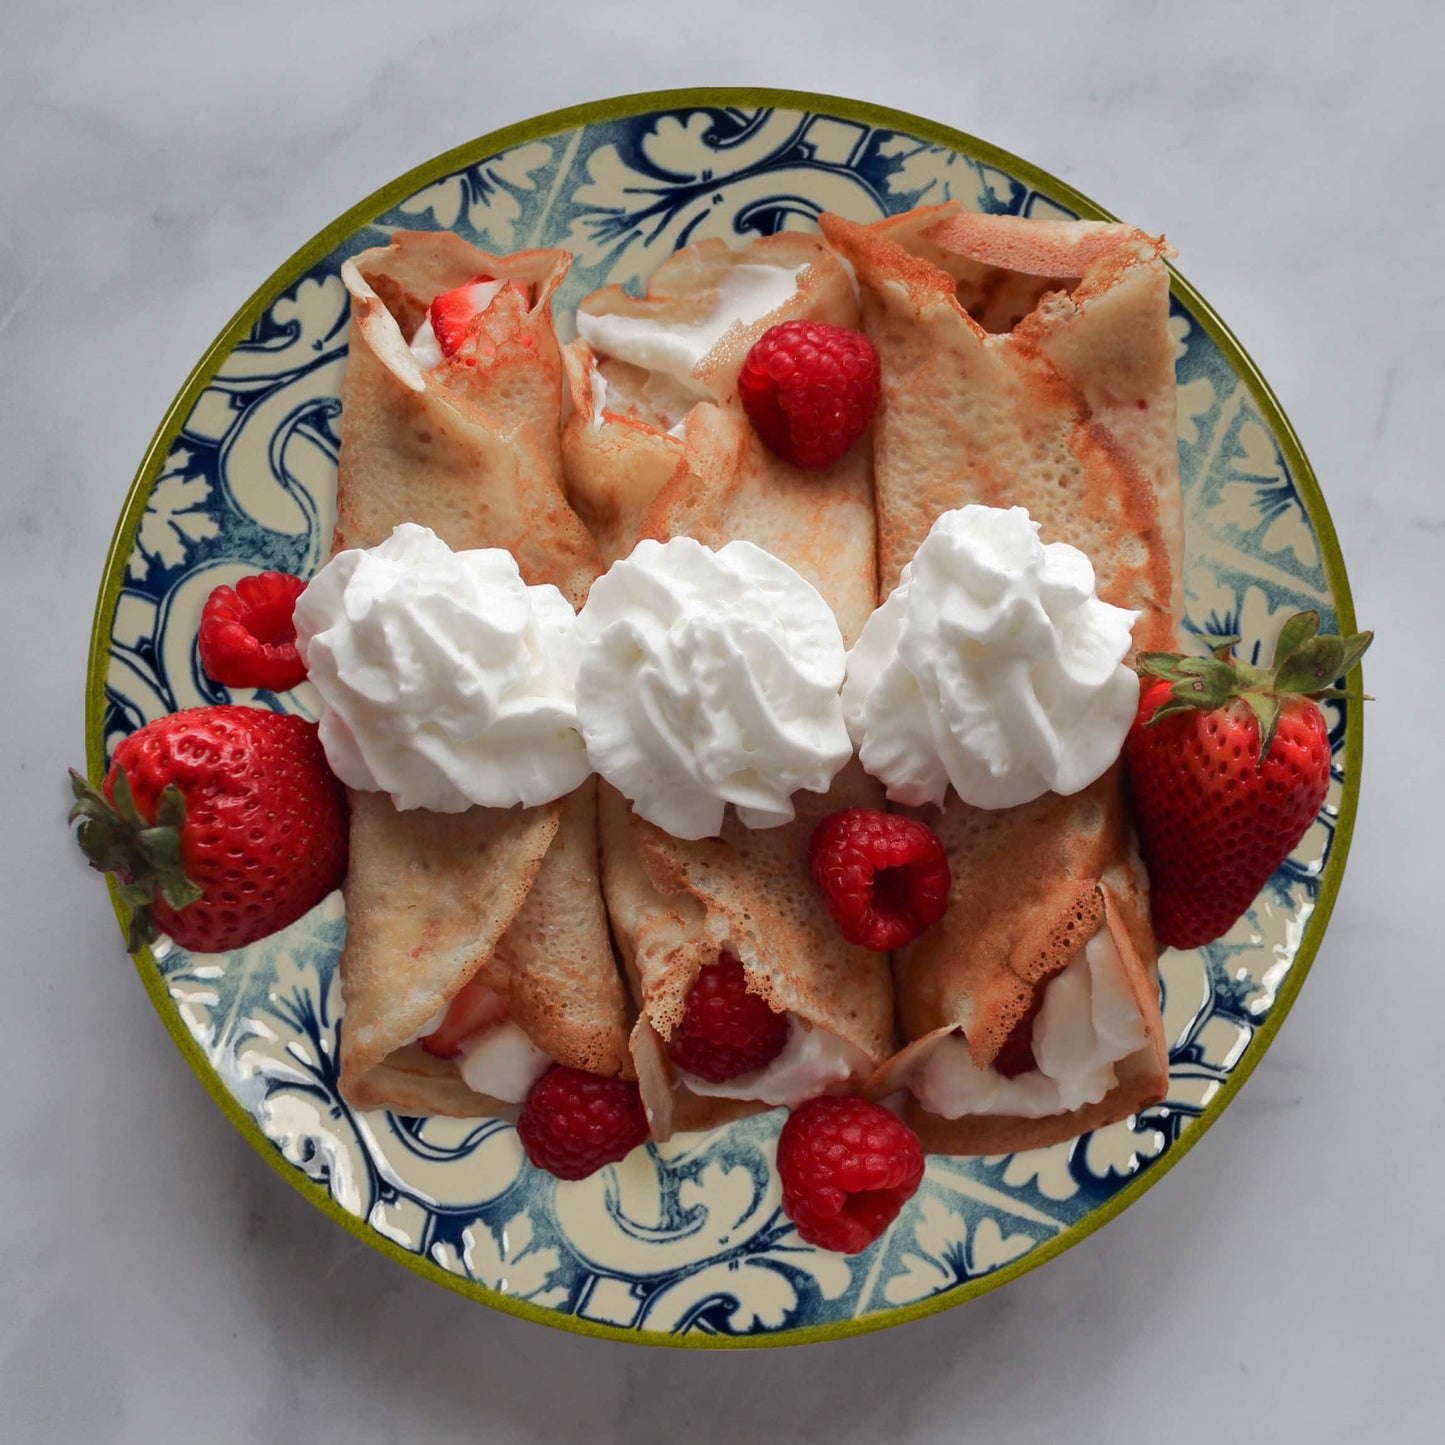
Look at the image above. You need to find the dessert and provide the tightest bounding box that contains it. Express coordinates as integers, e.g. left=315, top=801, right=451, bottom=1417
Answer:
left=561, top=234, right=895, bottom=1139
left=318, top=232, right=632, bottom=1119
left=72, top=194, right=1367, bottom=1253
left=824, top=205, right=1183, bottom=1152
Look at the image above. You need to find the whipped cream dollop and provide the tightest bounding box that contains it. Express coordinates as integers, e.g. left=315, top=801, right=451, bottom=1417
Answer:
left=577, top=263, right=805, bottom=427
left=910, top=926, right=1149, bottom=1119
left=408, top=279, right=510, bottom=370
left=678, top=1015, right=871, bottom=1108
left=575, top=537, right=853, bottom=840
left=294, top=522, right=589, bottom=812
left=456, top=1021, right=553, bottom=1104
left=843, top=505, right=1140, bottom=809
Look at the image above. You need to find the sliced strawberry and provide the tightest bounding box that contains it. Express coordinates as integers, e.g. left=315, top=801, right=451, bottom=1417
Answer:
left=419, top=979, right=510, bottom=1059
left=428, top=276, right=531, bottom=357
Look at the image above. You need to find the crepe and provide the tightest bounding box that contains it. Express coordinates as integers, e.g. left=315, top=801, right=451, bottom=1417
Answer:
left=823, top=205, right=1179, bottom=1150
left=562, top=236, right=895, bottom=1137
left=821, top=205, right=1184, bottom=652
left=863, top=772, right=1168, bottom=1154
left=333, top=231, right=631, bottom=1116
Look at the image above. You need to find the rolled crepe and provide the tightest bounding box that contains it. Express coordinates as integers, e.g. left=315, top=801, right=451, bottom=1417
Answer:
left=333, top=231, right=631, bottom=1116
left=821, top=205, right=1184, bottom=651
left=562, top=236, right=895, bottom=1138
left=823, top=206, right=1179, bottom=1151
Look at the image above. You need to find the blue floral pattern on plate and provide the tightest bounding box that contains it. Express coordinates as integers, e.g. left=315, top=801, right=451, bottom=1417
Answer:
left=93, top=97, right=1355, bottom=1345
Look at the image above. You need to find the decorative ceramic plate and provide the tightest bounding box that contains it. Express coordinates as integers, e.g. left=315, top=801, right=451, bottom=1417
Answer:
left=86, top=88, right=1361, bottom=1347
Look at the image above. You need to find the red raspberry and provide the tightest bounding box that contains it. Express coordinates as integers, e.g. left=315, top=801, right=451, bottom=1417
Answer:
left=738, top=321, right=880, bottom=471
left=809, top=808, right=951, bottom=951
left=777, top=1097, right=925, bottom=1254
left=517, top=1066, right=650, bottom=1181
left=199, top=572, right=308, bottom=691
left=666, top=953, right=789, bottom=1082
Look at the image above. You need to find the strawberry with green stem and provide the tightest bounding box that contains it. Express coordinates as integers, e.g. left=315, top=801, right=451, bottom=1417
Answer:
left=1124, top=610, right=1371, bottom=950
left=69, top=706, right=348, bottom=953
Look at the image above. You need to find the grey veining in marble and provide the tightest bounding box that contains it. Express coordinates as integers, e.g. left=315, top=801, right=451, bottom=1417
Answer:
left=2, top=1, right=1440, bottom=1441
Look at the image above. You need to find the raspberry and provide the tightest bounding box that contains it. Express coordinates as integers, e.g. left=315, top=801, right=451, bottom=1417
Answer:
left=809, top=808, right=951, bottom=950
left=517, top=1065, right=650, bottom=1181
left=738, top=321, right=880, bottom=471
left=199, top=572, right=308, bottom=691
left=666, top=953, right=789, bottom=1082
left=777, top=1097, right=925, bottom=1254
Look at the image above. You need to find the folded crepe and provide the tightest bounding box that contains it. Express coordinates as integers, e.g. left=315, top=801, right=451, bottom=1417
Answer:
left=821, top=205, right=1184, bottom=651
left=562, top=236, right=895, bottom=1137
left=823, top=205, right=1181, bottom=1151
left=333, top=231, right=631, bottom=1116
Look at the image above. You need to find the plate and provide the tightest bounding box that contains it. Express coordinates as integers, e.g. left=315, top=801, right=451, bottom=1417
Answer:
left=86, top=87, right=1361, bottom=1347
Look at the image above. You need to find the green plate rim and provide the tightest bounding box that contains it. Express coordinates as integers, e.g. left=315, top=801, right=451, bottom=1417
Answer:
left=83, top=85, right=1363, bottom=1349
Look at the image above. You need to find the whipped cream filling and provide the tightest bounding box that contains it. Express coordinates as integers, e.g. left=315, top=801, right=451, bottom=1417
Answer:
left=294, top=522, right=589, bottom=812
left=574, top=536, right=853, bottom=840
left=910, top=926, right=1148, bottom=1119
left=587, top=362, right=690, bottom=437
left=576, top=262, right=804, bottom=387
left=408, top=279, right=509, bottom=370
left=577, top=262, right=805, bottom=434
left=843, top=504, right=1140, bottom=810
left=679, top=1016, right=871, bottom=1108
left=456, top=1021, right=553, bottom=1104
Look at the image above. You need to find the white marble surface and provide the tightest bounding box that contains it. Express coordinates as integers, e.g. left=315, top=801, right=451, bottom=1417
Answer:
left=2, top=0, right=1440, bottom=1439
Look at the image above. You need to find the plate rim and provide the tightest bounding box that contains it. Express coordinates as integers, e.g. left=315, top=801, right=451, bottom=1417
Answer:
left=84, top=85, right=1364, bottom=1349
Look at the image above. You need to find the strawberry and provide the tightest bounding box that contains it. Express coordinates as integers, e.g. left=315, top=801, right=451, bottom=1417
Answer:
left=69, top=706, right=348, bottom=953
left=1123, top=611, right=1371, bottom=949
left=429, top=275, right=529, bottom=358
left=419, top=979, right=510, bottom=1059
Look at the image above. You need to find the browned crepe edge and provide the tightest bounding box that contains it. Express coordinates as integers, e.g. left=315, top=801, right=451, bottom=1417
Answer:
left=336, top=238, right=601, bottom=606
left=888, top=883, right=1168, bottom=1155
left=331, top=236, right=629, bottom=1116
left=820, top=205, right=1183, bottom=653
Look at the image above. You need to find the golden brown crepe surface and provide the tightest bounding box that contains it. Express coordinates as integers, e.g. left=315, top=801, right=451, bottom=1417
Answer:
left=334, top=235, right=628, bottom=1116
left=568, top=235, right=894, bottom=1135
left=821, top=205, right=1183, bottom=654
left=824, top=205, right=1179, bottom=1152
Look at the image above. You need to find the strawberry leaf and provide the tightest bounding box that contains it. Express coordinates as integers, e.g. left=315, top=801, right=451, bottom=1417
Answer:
left=1271, top=611, right=1321, bottom=670
left=1169, top=658, right=1236, bottom=709
left=110, top=766, right=145, bottom=828
left=1275, top=636, right=1346, bottom=695
left=159, top=876, right=205, bottom=911
left=1144, top=696, right=1205, bottom=726
left=1137, top=651, right=1198, bottom=683
left=1336, top=629, right=1374, bottom=679
left=1241, top=690, right=1281, bottom=762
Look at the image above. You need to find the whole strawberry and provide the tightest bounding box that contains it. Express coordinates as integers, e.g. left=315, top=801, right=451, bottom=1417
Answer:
left=69, top=706, right=348, bottom=953
left=1124, top=611, right=1371, bottom=949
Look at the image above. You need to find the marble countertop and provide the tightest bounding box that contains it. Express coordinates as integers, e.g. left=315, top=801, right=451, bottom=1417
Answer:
left=2, top=1, right=1439, bottom=1440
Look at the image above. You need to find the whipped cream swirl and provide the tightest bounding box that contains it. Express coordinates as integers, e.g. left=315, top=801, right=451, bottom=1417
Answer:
left=575, top=537, right=853, bottom=840
left=843, top=505, right=1139, bottom=809
left=294, top=522, right=588, bottom=812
